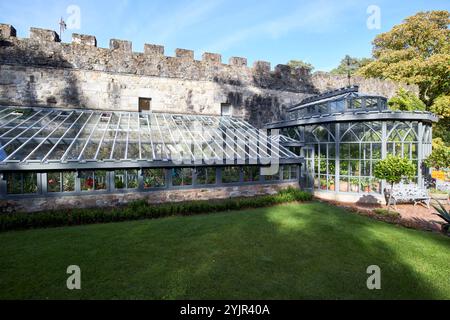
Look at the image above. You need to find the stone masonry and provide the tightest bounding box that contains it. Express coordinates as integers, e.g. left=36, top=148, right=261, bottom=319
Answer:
left=0, top=182, right=299, bottom=213
left=0, top=23, right=417, bottom=127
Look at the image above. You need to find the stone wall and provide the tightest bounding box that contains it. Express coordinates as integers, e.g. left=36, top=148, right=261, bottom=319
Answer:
left=311, top=72, right=419, bottom=99
left=0, top=182, right=299, bottom=213
left=0, top=24, right=315, bottom=127
left=0, top=23, right=418, bottom=127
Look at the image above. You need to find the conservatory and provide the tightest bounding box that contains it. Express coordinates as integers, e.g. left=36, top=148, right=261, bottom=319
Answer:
left=265, top=86, right=439, bottom=202
left=0, top=107, right=301, bottom=200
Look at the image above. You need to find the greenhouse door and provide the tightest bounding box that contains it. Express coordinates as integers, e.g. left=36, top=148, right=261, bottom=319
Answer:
left=300, top=147, right=314, bottom=190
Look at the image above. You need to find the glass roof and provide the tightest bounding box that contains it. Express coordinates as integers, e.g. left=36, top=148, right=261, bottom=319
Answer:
left=0, top=107, right=300, bottom=169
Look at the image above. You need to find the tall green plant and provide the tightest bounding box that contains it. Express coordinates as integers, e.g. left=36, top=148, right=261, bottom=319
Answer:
left=432, top=199, right=450, bottom=234
left=373, top=155, right=416, bottom=206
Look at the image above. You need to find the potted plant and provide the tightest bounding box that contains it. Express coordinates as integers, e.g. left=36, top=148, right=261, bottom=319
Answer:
left=361, top=178, right=371, bottom=192
left=374, top=155, right=416, bottom=209
left=350, top=177, right=359, bottom=192
left=328, top=178, right=335, bottom=191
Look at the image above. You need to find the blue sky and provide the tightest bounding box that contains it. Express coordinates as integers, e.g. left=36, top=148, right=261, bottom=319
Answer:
left=1, top=0, right=449, bottom=71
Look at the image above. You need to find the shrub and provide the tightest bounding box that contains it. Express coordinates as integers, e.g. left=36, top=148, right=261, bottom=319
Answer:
left=373, top=209, right=401, bottom=219
left=0, top=188, right=312, bottom=232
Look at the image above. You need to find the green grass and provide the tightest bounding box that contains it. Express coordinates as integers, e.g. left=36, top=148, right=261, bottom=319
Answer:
left=0, top=201, right=449, bottom=300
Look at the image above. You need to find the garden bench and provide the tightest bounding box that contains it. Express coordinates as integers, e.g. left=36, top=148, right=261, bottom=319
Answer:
left=385, top=183, right=431, bottom=209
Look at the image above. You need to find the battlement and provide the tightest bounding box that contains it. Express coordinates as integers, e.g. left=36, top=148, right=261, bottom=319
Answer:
left=0, top=23, right=314, bottom=92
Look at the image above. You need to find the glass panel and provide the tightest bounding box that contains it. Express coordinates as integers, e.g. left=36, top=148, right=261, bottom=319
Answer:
left=47, top=172, right=61, bottom=193
left=222, top=166, right=240, bottom=184
left=62, top=172, right=76, bottom=192
left=115, top=170, right=126, bottom=189
left=328, top=175, right=336, bottom=191
left=350, top=177, right=359, bottom=193
left=94, top=171, right=107, bottom=190
left=6, top=172, right=22, bottom=194
left=290, top=165, right=298, bottom=179
left=172, top=168, right=193, bottom=186
left=80, top=171, right=94, bottom=191
left=349, top=144, right=359, bottom=159
left=127, top=170, right=139, bottom=189
left=283, top=166, right=290, bottom=180
left=23, top=173, right=37, bottom=194
left=196, top=167, right=216, bottom=185
left=243, top=166, right=260, bottom=182
left=340, top=161, right=349, bottom=175
left=360, top=177, right=371, bottom=193
left=339, top=143, right=350, bottom=159
left=143, top=169, right=166, bottom=189
left=372, top=143, right=382, bottom=159
left=339, top=177, right=349, bottom=192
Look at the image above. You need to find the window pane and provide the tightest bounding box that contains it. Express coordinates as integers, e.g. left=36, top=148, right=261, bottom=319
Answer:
left=243, top=166, right=259, bottom=182
left=6, top=173, right=22, bottom=194
left=283, top=166, right=290, bottom=180
left=115, top=170, right=126, bottom=189
left=222, top=166, right=240, bottom=184
left=62, top=172, right=76, bottom=192
left=290, top=165, right=298, bottom=179
left=94, top=171, right=107, bottom=190
left=47, top=172, right=61, bottom=193
left=23, top=173, right=38, bottom=194
left=172, top=168, right=193, bottom=186
left=127, top=170, right=139, bottom=188
left=143, top=169, right=165, bottom=189
left=196, top=167, right=216, bottom=185
left=80, top=171, right=94, bottom=191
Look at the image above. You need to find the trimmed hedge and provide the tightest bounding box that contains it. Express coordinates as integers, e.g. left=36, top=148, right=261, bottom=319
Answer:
left=0, top=187, right=312, bottom=232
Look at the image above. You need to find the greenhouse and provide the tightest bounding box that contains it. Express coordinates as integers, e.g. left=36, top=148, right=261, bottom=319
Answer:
left=0, top=107, right=301, bottom=199
left=266, top=86, right=438, bottom=201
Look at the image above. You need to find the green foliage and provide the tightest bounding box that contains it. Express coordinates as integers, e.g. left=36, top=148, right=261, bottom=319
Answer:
left=0, top=187, right=313, bottom=232
left=358, top=10, right=450, bottom=107
left=388, top=88, right=426, bottom=111
left=373, top=209, right=401, bottom=219
left=430, top=95, right=450, bottom=145
left=425, top=138, right=450, bottom=169
left=373, top=155, right=416, bottom=186
left=287, top=59, right=314, bottom=74
left=432, top=199, right=450, bottom=233
left=330, top=55, right=373, bottom=76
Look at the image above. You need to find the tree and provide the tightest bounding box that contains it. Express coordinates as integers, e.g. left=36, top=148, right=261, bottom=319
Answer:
left=373, top=155, right=416, bottom=206
left=358, top=11, right=450, bottom=107
left=425, top=138, right=450, bottom=169
left=387, top=88, right=426, bottom=111
left=330, top=55, right=373, bottom=76
left=430, top=95, right=450, bottom=146
left=287, top=60, right=314, bottom=74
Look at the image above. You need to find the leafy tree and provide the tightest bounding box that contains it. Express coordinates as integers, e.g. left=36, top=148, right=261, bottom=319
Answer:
left=330, top=55, right=373, bottom=76
left=425, top=138, right=450, bottom=169
left=287, top=60, right=314, bottom=74
left=388, top=88, right=426, bottom=111
left=430, top=95, right=450, bottom=145
left=358, top=11, right=450, bottom=107
left=374, top=155, right=416, bottom=206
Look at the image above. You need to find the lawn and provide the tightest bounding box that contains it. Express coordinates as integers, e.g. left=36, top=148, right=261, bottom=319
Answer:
left=0, top=201, right=449, bottom=299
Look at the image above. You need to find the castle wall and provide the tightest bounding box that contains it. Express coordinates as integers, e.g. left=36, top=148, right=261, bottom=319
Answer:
left=0, top=24, right=418, bottom=127
left=0, top=24, right=314, bottom=127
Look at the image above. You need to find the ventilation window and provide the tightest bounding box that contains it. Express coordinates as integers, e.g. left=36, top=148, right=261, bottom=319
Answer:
left=139, top=98, right=152, bottom=113
left=221, top=103, right=232, bottom=117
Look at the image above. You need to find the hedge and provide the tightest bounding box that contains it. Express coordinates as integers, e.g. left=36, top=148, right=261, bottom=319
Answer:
left=0, top=187, right=312, bottom=232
